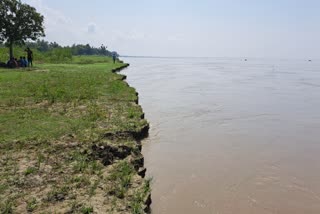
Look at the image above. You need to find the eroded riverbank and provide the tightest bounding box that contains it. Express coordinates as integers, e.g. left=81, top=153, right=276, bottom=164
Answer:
left=0, top=61, right=151, bottom=213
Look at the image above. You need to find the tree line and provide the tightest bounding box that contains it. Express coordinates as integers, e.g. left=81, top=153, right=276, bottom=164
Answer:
left=24, top=40, right=118, bottom=57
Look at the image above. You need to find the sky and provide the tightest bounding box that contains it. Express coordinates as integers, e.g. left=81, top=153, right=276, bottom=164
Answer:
left=22, top=0, right=320, bottom=58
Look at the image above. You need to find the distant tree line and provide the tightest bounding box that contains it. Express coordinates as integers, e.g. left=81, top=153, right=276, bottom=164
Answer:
left=0, top=40, right=120, bottom=64
left=0, top=40, right=119, bottom=64
left=23, top=40, right=119, bottom=57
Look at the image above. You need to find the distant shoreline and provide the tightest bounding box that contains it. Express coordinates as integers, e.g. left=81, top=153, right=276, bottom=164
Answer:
left=121, top=56, right=318, bottom=61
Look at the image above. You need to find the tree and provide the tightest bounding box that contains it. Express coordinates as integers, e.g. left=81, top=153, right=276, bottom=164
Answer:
left=36, top=39, right=50, bottom=52
left=99, top=44, right=108, bottom=55
left=0, top=0, right=45, bottom=59
left=49, top=42, right=60, bottom=49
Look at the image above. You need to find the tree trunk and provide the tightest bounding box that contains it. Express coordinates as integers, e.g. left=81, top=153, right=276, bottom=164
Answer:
left=9, top=42, right=13, bottom=59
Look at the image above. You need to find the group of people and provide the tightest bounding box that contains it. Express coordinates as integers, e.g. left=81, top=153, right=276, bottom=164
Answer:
left=5, top=47, right=33, bottom=69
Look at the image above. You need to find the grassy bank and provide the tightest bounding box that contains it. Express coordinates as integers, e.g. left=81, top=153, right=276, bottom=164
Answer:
left=0, top=46, right=116, bottom=65
left=0, top=60, right=150, bottom=213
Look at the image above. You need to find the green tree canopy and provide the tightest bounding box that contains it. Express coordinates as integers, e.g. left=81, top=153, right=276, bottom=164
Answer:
left=0, top=0, right=45, bottom=58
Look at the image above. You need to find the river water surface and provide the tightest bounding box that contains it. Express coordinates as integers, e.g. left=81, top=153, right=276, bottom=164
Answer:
left=121, top=58, right=320, bottom=214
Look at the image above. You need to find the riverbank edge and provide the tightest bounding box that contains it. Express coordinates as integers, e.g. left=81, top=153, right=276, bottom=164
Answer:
left=113, top=63, right=152, bottom=213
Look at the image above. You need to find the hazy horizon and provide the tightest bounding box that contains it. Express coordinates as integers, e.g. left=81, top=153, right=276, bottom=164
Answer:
left=121, top=56, right=319, bottom=60
left=23, top=0, right=320, bottom=59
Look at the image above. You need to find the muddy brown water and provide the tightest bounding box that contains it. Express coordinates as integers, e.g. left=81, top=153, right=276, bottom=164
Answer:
left=121, top=58, right=320, bottom=214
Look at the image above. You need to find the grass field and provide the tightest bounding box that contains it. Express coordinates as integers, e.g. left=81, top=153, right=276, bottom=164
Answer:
left=0, top=46, right=116, bottom=64
left=0, top=59, right=150, bottom=213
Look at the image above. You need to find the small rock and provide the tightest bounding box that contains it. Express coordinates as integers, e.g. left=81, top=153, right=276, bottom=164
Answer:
left=138, top=167, right=147, bottom=178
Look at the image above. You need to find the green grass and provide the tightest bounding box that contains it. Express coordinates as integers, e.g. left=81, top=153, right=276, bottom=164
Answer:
left=108, top=161, right=135, bottom=199
left=71, top=55, right=114, bottom=64
left=130, top=178, right=152, bottom=214
left=0, top=46, right=117, bottom=64
left=24, top=166, right=37, bottom=176
left=26, top=197, right=37, bottom=212
left=80, top=205, right=94, bottom=214
left=0, top=199, right=13, bottom=214
left=46, top=185, right=70, bottom=202
left=0, top=62, right=146, bottom=144
left=0, top=63, right=133, bottom=105
left=0, top=58, right=150, bottom=213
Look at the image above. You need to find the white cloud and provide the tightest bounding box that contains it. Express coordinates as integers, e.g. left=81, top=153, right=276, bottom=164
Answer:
left=87, top=23, right=97, bottom=34
left=24, top=0, right=71, bottom=26
left=23, top=0, right=79, bottom=45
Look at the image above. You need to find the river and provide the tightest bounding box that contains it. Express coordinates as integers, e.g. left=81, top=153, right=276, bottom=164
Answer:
left=121, top=57, right=320, bottom=214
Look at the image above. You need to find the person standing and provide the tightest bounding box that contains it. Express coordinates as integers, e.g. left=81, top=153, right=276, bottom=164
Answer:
left=25, top=47, right=33, bottom=67
left=112, top=52, right=117, bottom=64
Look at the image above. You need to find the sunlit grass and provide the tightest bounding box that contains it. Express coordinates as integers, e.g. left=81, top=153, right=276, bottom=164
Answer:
left=0, top=59, right=150, bottom=213
left=0, top=62, right=145, bottom=144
